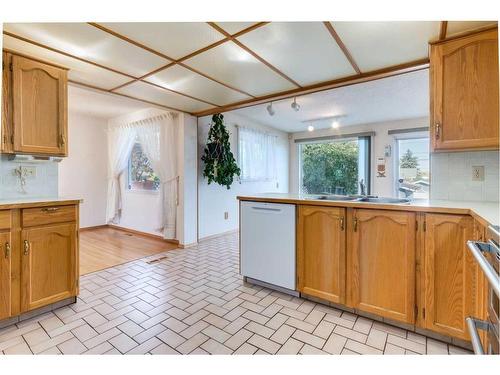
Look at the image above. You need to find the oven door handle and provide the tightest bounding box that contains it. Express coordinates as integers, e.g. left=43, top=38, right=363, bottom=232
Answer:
left=467, top=240, right=500, bottom=299
left=466, top=317, right=489, bottom=355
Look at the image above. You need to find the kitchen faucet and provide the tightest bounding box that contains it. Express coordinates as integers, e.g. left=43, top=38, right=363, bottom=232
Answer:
left=359, top=179, right=366, bottom=196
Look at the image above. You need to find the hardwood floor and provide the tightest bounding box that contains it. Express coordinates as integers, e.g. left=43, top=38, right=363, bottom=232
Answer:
left=79, top=227, right=178, bottom=275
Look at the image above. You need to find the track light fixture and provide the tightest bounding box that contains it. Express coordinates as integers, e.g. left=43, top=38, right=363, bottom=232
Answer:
left=291, top=97, right=300, bottom=112
left=266, top=102, right=275, bottom=116
left=307, top=125, right=314, bottom=132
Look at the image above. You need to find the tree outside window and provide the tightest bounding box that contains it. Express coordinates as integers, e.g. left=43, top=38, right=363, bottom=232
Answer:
left=128, top=142, right=160, bottom=191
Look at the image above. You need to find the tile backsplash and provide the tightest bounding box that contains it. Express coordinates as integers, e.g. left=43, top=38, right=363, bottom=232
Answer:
left=431, top=151, right=499, bottom=202
left=0, top=156, right=58, bottom=199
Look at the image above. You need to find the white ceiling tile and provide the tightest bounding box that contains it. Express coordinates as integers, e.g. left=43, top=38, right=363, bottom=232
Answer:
left=98, top=22, right=225, bottom=59
left=3, top=23, right=168, bottom=77
left=115, top=81, right=213, bottom=113
left=446, top=21, right=497, bottom=37
left=332, top=22, right=440, bottom=71
left=238, top=22, right=356, bottom=86
left=183, top=42, right=296, bottom=96
left=215, top=22, right=258, bottom=35
left=3, top=34, right=130, bottom=90
left=145, top=65, right=251, bottom=106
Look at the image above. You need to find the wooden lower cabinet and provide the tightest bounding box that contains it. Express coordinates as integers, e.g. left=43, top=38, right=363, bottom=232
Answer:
left=297, top=206, right=346, bottom=304
left=21, top=223, right=77, bottom=312
left=0, top=231, right=12, bottom=320
left=347, top=209, right=416, bottom=324
left=423, top=213, right=474, bottom=340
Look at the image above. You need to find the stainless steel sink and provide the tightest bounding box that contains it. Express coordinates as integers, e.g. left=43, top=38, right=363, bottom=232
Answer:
left=315, top=195, right=359, bottom=201
left=357, top=197, right=410, bottom=204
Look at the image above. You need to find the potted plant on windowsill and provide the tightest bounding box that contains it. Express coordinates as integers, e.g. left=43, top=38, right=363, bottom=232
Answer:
left=201, top=113, right=240, bottom=189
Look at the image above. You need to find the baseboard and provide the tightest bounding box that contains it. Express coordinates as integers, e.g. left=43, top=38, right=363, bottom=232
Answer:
left=178, top=241, right=198, bottom=249
left=80, top=224, right=108, bottom=232
left=106, top=224, right=180, bottom=245
left=199, top=229, right=238, bottom=242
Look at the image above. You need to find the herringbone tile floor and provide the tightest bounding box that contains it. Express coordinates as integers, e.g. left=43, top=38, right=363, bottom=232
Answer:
left=0, top=233, right=471, bottom=355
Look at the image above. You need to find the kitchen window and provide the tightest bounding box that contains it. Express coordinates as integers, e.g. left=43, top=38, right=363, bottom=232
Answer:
left=297, top=135, right=371, bottom=195
left=395, top=136, right=430, bottom=199
left=127, top=142, right=160, bottom=191
left=238, top=126, right=277, bottom=181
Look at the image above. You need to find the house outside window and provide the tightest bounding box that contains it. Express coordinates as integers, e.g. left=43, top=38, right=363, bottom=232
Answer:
left=395, top=137, right=430, bottom=199
left=128, top=142, right=160, bottom=191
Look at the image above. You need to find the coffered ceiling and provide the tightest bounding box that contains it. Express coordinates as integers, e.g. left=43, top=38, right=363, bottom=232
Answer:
left=2, top=21, right=497, bottom=115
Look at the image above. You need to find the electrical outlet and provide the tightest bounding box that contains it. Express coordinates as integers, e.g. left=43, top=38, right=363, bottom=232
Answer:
left=472, top=166, right=485, bottom=181
left=224, top=212, right=229, bottom=220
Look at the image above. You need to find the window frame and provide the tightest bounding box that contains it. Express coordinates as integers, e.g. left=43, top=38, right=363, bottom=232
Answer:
left=297, top=134, right=372, bottom=196
left=127, top=141, right=160, bottom=194
left=392, top=131, right=430, bottom=199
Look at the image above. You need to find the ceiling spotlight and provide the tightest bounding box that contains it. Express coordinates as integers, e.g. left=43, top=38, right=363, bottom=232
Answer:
left=266, top=102, right=275, bottom=116
left=291, top=97, right=300, bottom=112
left=331, top=120, right=339, bottom=129
left=307, top=125, right=314, bottom=132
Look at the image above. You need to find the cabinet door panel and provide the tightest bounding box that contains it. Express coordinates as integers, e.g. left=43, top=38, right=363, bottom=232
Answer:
left=1, top=52, right=13, bottom=153
left=348, top=209, right=416, bottom=323
left=424, top=214, right=474, bottom=340
left=21, top=223, right=77, bottom=312
left=297, top=206, right=346, bottom=303
left=431, top=29, right=499, bottom=151
left=0, top=231, right=12, bottom=320
left=12, top=55, right=67, bottom=156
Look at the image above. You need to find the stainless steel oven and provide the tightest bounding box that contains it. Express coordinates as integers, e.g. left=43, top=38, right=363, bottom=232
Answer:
left=466, top=225, right=500, bottom=355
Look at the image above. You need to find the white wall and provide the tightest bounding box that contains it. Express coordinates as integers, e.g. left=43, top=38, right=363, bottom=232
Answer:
left=289, top=117, right=429, bottom=197
left=58, top=112, right=107, bottom=227
left=108, top=108, right=198, bottom=246
left=198, top=112, right=289, bottom=239
left=431, top=151, right=499, bottom=201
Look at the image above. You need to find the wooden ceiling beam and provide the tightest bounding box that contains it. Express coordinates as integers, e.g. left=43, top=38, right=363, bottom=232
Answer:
left=88, top=22, right=265, bottom=97
left=439, top=21, right=448, bottom=40
left=323, top=21, right=361, bottom=74
left=68, top=80, right=193, bottom=115
left=193, top=58, right=430, bottom=117
left=207, top=22, right=302, bottom=88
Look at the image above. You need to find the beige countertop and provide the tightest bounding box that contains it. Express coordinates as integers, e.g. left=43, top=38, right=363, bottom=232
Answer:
left=237, top=193, right=499, bottom=227
left=0, top=197, right=83, bottom=209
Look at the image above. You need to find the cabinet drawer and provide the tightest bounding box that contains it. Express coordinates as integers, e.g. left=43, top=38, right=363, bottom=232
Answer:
left=0, top=210, right=12, bottom=229
left=22, top=205, right=76, bottom=227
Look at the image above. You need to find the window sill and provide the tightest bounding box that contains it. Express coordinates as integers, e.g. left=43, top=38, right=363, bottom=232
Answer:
left=126, top=188, right=160, bottom=196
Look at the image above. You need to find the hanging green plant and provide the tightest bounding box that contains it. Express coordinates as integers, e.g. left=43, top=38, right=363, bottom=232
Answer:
left=201, top=113, right=241, bottom=189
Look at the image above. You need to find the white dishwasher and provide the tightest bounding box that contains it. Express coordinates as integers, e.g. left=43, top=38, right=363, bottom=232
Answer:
left=240, top=201, right=296, bottom=291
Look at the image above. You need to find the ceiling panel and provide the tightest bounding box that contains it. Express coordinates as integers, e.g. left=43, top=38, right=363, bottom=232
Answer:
left=215, top=22, right=258, bottom=35
left=332, top=21, right=440, bottom=72
left=3, top=23, right=168, bottom=77
left=99, top=22, right=225, bottom=60
left=446, top=21, right=497, bottom=36
left=115, top=81, right=213, bottom=113
left=3, top=34, right=130, bottom=90
left=145, top=65, right=251, bottom=106
left=183, top=42, right=296, bottom=96
left=238, top=22, right=356, bottom=86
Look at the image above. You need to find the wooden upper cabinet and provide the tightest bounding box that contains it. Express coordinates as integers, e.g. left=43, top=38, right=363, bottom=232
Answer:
left=297, top=205, right=346, bottom=304
left=20, top=223, right=77, bottom=312
left=423, top=213, right=474, bottom=340
left=10, top=54, right=68, bottom=156
left=430, top=28, right=499, bottom=151
left=347, top=209, right=416, bottom=324
left=0, top=230, right=12, bottom=320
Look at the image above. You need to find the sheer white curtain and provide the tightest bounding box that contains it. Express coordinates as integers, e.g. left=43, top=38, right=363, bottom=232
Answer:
left=105, top=124, right=137, bottom=224
left=136, top=114, right=178, bottom=239
left=238, top=126, right=277, bottom=181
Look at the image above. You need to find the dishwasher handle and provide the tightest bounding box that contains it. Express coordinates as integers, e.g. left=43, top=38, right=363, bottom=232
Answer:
left=251, top=206, right=282, bottom=212
left=467, top=240, right=500, bottom=299
left=466, top=317, right=489, bottom=355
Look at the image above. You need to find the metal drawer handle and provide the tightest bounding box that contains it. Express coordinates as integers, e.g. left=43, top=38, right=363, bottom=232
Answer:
left=435, top=123, right=441, bottom=140
left=467, top=240, right=500, bottom=298
left=4, top=242, right=10, bottom=259
left=353, top=217, right=358, bottom=232
left=41, top=207, right=60, bottom=213
left=23, top=240, right=29, bottom=256
left=466, top=317, right=489, bottom=355
left=340, top=216, right=345, bottom=231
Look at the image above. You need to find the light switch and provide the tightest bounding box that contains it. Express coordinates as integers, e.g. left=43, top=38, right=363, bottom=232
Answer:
left=472, top=166, right=485, bottom=181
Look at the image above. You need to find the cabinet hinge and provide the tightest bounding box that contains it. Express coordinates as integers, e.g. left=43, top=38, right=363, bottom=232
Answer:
left=10, top=135, right=14, bottom=145
left=9, top=62, right=13, bottom=72
left=415, top=305, right=418, bottom=318
left=423, top=221, right=426, bottom=232
left=422, top=308, right=426, bottom=319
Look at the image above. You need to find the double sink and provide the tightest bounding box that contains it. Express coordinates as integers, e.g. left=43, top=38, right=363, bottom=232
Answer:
left=313, top=194, right=410, bottom=204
